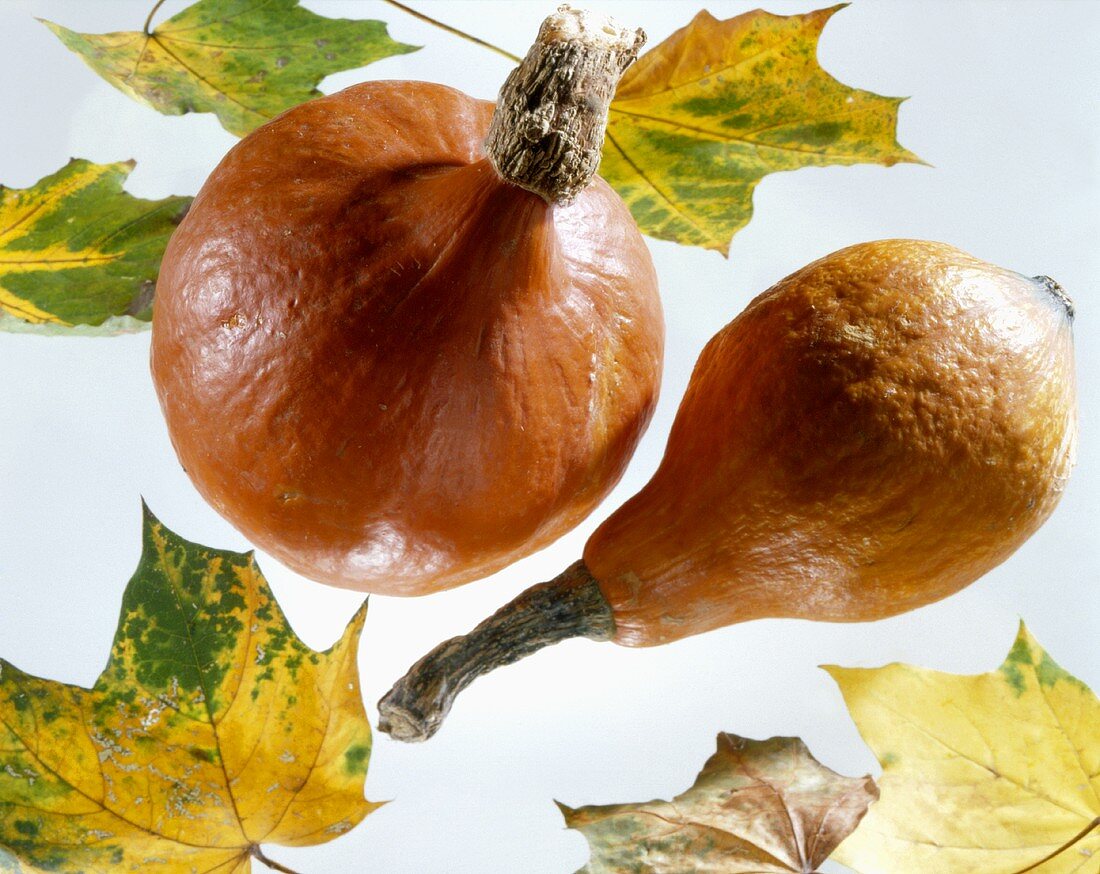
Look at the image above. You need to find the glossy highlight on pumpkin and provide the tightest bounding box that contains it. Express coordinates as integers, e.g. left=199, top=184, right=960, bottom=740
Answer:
left=151, top=80, right=663, bottom=595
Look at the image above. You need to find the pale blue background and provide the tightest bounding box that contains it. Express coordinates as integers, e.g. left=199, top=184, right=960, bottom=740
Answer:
left=1, top=2, right=1097, bottom=872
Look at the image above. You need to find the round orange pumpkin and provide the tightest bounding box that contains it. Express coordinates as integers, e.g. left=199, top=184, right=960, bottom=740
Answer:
left=150, top=10, right=662, bottom=594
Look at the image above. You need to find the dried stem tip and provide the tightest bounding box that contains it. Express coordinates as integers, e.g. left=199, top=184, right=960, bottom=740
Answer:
left=378, top=561, right=614, bottom=742
left=485, top=5, right=645, bottom=204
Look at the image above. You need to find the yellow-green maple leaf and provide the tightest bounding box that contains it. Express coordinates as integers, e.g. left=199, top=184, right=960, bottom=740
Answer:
left=561, top=733, right=878, bottom=873
left=0, top=159, right=190, bottom=335
left=826, top=624, right=1099, bottom=873
left=0, top=506, right=379, bottom=872
left=602, top=5, right=922, bottom=255
left=43, top=0, right=418, bottom=138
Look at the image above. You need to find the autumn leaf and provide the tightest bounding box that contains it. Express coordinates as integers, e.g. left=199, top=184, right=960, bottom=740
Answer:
left=42, top=0, right=418, bottom=137
left=560, top=733, right=878, bottom=873
left=0, top=505, right=379, bottom=873
left=602, top=5, right=921, bottom=255
left=826, top=624, right=1100, bottom=873
left=0, top=159, right=190, bottom=335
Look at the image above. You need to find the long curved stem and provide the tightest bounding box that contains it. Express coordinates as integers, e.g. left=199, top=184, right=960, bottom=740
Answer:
left=143, top=0, right=169, bottom=35
left=378, top=561, right=614, bottom=742
left=382, top=0, right=521, bottom=63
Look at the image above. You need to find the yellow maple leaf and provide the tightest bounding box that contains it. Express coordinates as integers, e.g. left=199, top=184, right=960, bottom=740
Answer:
left=0, top=506, right=380, bottom=872
left=826, top=624, right=1099, bottom=873
left=602, top=5, right=922, bottom=255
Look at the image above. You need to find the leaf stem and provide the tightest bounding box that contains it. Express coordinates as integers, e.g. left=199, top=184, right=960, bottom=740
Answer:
left=382, top=0, right=521, bottom=63
left=251, top=846, right=304, bottom=874
left=1010, top=816, right=1099, bottom=874
left=143, top=0, right=169, bottom=35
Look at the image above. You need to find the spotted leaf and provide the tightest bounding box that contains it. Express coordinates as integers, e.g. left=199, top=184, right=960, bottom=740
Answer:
left=0, top=159, right=190, bottom=335
left=560, top=733, right=877, bottom=872
left=43, top=0, right=418, bottom=137
left=0, top=505, right=379, bottom=872
left=602, top=5, right=922, bottom=255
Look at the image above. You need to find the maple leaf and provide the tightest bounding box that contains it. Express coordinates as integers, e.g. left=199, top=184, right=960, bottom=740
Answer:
left=826, top=623, right=1100, bottom=873
left=560, top=733, right=878, bottom=873
left=602, top=5, right=922, bottom=255
left=42, top=0, right=418, bottom=138
left=0, top=505, right=379, bottom=873
left=0, top=159, right=190, bottom=335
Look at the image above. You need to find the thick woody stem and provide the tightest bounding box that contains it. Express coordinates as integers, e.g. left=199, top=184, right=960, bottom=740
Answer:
left=378, top=561, right=614, bottom=742
left=485, top=6, right=645, bottom=204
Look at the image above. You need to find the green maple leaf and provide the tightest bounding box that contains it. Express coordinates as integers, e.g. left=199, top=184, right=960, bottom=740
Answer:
left=0, top=159, right=190, bottom=335
left=43, top=0, right=418, bottom=137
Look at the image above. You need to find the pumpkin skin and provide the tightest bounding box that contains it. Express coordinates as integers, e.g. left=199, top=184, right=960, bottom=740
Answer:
left=150, top=81, right=663, bottom=595
left=585, top=240, right=1076, bottom=646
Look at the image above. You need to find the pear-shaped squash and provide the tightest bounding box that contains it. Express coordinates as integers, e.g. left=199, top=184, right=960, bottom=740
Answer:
left=380, top=239, right=1078, bottom=740
left=150, top=9, right=662, bottom=595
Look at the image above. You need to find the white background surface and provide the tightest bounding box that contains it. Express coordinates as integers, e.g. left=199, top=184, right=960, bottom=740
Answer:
left=1, top=1, right=1097, bottom=872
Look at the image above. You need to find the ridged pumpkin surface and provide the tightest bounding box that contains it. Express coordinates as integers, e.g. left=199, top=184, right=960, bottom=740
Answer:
left=585, top=240, right=1076, bottom=646
left=151, top=81, right=663, bottom=595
